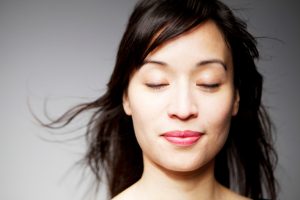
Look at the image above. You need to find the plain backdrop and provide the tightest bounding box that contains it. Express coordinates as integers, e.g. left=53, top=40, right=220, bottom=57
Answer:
left=0, top=0, right=299, bottom=199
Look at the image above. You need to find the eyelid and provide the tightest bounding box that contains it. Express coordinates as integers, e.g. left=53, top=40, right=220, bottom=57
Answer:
left=145, top=83, right=169, bottom=90
left=196, top=83, right=220, bottom=91
left=197, top=83, right=220, bottom=87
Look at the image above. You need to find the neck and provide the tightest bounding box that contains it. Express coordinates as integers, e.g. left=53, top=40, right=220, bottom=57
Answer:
left=135, top=157, right=222, bottom=200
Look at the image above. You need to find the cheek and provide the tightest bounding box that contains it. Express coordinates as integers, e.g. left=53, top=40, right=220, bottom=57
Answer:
left=201, top=92, right=234, bottom=139
left=127, top=89, right=166, bottom=146
left=197, top=93, right=234, bottom=162
left=128, top=85, right=168, bottom=122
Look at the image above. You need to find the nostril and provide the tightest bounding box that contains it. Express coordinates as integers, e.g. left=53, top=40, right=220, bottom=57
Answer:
left=168, top=113, right=198, bottom=121
left=168, top=107, right=198, bottom=121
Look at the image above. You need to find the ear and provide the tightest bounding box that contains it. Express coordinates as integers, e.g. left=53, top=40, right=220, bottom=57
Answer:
left=232, top=89, right=240, bottom=116
left=122, top=92, right=132, bottom=116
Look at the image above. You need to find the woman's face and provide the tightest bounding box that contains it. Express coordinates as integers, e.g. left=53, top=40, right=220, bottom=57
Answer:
left=123, top=20, right=239, bottom=173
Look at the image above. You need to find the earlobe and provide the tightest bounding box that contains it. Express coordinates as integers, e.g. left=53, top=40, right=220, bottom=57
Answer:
left=232, top=90, right=240, bottom=116
left=122, top=93, right=132, bottom=116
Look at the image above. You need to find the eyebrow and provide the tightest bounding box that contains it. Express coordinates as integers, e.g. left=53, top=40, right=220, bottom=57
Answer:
left=143, top=59, right=227, bottom=70
left=197, top=59, right=227, bottom=70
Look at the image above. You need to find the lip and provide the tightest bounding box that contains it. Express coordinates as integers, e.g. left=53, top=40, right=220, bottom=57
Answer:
left=161, top=130, right=203, bottom=147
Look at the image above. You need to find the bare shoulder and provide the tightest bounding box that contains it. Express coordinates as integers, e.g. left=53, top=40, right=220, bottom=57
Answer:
left=111, top=183, right=139, bottom=200
left=219, top=185, right=251, bottom=200
left=228, top=192, right=252, bottom=200
left=111, top=190, right=132, bottom=200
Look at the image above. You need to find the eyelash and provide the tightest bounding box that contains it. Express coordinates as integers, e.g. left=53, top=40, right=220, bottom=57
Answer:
left=197, top=83, right=220, bottom=91
left=197, top=83, right=220, bottom=88
left=145, top=83, right=220, bottom=91
left=145, top=83, right=169, bottom=90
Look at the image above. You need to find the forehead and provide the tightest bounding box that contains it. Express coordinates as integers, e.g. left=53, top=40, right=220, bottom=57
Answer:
left=145, top=20, right=233, bottom=70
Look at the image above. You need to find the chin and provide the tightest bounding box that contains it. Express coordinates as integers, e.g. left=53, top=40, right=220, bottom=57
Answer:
left=158, top=157, right=214, bottom=175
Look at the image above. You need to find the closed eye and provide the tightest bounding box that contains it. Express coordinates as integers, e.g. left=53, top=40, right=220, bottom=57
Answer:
left=197, top=83, right=220, bottom=88
left=196, top=83, right=220, bottom=91
left=145, top=83, right=169, bottom=90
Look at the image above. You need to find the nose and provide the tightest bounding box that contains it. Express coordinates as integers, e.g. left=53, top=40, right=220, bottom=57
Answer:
left=167, top=84, right=198, bottom=121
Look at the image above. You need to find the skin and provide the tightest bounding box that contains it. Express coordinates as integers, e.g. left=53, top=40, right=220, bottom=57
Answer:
left=114, top=20, right=249, bottom=200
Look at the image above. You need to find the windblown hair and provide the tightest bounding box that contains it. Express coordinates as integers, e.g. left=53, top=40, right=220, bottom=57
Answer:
left=45, top=0, right=278, bottom=199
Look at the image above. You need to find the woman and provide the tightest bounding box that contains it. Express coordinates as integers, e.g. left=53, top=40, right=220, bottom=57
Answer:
left=46, top=0, right=278, bottom=199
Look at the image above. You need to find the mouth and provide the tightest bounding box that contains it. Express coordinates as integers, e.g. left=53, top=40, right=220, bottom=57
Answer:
left=161, top=130, right=203, bottom=147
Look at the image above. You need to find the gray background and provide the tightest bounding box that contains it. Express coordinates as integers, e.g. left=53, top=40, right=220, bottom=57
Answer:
left=0, top=0, right=299, bottom=199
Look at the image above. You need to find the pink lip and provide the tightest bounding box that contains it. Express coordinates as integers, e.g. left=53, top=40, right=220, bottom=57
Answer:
left=161, top=130, right=203, bottom=147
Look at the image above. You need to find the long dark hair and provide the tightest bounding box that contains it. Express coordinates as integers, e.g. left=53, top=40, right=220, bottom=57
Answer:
left=43, top=0, right=278, bottom=199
